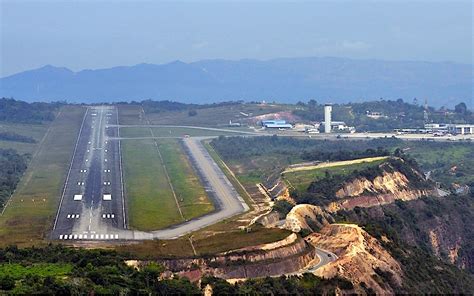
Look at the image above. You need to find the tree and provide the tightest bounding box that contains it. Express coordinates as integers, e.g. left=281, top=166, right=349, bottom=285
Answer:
left=0, top=275, right=15, bottom=290
left=454, top=102, right=467, bottom=114
left=308, top=99, right=318, bottom=111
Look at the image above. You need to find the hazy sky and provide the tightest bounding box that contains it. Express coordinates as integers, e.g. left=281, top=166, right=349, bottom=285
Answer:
left=1, top=0, right=472, bottom=77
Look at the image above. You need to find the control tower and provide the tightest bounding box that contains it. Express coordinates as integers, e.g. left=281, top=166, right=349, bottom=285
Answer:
left=324, top=104, right=332, bottom=133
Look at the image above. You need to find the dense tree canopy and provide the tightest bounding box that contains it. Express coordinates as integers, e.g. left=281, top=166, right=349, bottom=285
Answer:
left=0, top=98, right=60, bottom=124
left=0, top=149, right=29, bottom=210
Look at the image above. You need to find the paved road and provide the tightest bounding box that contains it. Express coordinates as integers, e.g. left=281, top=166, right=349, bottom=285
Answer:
left=305, top=247, right=338, bottom=272
left=53, top=109, right=249, bottom=241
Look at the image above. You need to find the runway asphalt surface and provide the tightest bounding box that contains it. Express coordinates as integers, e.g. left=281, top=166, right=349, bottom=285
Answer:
left=52, top=106, right=126, bottom=240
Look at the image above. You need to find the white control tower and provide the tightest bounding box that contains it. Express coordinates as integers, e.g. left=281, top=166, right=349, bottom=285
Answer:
left=324, top=104, right=332, bottom=133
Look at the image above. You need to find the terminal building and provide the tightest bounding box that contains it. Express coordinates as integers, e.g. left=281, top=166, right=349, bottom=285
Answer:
left=261, top=120, right=293, bottom=129
left=447, top=124, right=474, bottom=135
left=396, top=123, right=474, bottom=135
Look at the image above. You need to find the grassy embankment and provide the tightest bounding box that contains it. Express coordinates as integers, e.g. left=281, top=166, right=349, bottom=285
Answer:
left=283, top=157, right=388, bottom=192
left=116, top=224, right=291, bottom=258
left=0, top=106, right=86, bottom=246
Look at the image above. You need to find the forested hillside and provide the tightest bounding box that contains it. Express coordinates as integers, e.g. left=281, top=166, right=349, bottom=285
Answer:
left=293, top=99, right=474, bottom=132
left=0, top=98, right=60, bottom=124
left=0, top=149, right=29, bottom=210
left=0, top=245, right=355, bottom=294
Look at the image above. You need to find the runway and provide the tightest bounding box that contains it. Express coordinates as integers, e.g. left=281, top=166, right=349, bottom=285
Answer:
left=52, top=106, right=126, bottom=240
left=52, top=107, right=249, bottom=241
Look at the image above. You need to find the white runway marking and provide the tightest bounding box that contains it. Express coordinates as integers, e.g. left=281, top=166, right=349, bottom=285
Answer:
left=73, top=194, right=83, bottom=201
left=103, top=194, right=112, bottom=201
left=59, top=235, right=63, bottom=239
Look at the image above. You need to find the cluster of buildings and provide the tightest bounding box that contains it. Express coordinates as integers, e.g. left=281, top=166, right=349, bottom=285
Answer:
left=395, top=123, right=474, bottom=135
left=259, top=104, right=355, bottom=134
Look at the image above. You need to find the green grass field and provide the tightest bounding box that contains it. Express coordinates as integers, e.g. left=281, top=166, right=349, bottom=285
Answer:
left=283, top=159, right=386, bottom=192
left=144, top=103, right=291, bottom=126
left=116, top=225, right=291, bottom=258
left=119, top=126, right=249, bottom=138
left=0, top=263, right=72, bottom=279
left=122, top=139, right=182, bottom=231
left=119, top=127, right=152, bottom=138
left=0, top=106, right=86, bottom=246
left=151, top=127, right=247, bottom=137
left=117, top=104, right=146, bottom=125
left=122, top=138, right=214, bottom=230
left=0, top=122, right=51, bottom=154
left=157, top=139, right=214, bottom=220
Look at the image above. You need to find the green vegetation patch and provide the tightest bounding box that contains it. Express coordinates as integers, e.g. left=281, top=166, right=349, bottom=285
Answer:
left=117, top=104, right=146, bottom=125
left=144, top=103, right=289, bottom=126
left=158, top=139, right=214, bottom=220
left=283, top=159, right=386, bottom=192
left=0, top=106, right=86, bottom=246
left=0, top=123, right=51, bottom=154
left=119, top=127, right=151, bottom=138
left=122, top=138, right=214, bottom=230
left=122, top=139, right=182, bottom=230
left=0, top=263, right=72, bottom=279
left=151, top=127, right=246, bottom=137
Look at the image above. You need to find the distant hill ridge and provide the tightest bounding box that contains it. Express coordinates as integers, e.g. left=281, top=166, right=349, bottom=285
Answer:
left=1, top=57, right=472, bottom=106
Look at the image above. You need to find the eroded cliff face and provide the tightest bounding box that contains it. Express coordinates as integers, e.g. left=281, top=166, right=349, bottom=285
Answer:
left=336, top=170, right=417, bottom=198
left=307, top=224, right=403, bottom=295
left=284, top=204, right=334, bottom=232
left=329, top=169, right=433, bottom=212
left=145, top=233, right=316, bottom=281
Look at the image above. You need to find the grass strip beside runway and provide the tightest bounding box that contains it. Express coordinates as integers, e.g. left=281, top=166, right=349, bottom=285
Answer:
left=122, top=138, right=215, bottom=230
left=0, top=106, right=86, bottom=246
left=122, top=139, right=183, bottom=230
left=158, top=139, right=214, bottom=221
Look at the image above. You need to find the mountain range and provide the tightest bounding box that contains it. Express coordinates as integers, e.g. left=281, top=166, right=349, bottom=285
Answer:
left=1, top=57, right=472, bottom=107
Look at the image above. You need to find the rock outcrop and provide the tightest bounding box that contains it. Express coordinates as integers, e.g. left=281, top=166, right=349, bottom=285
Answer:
left=327, top=159, right=435, bottom=212
left=307, top=224, right=403, bottom=294
left=283, top=204, right=334, bottom=232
